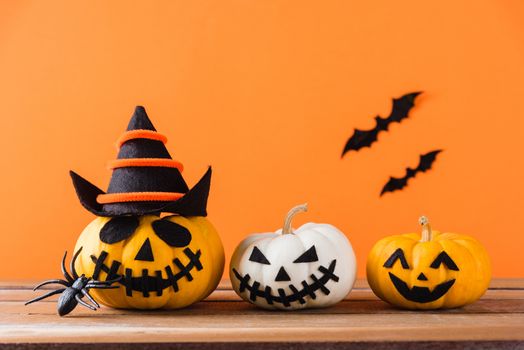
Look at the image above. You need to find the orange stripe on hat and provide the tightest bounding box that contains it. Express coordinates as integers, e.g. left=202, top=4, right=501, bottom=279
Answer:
left=97, top=192, right=184, bottom=204
left=107, top=158, right=184, bottom=172
left=116, top=129, right=168, bottom=148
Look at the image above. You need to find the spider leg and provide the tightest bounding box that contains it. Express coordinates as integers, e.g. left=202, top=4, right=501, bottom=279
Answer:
left=75, top=294, right=97, bottom=311
left=61, top=252, right=73, bottom=283
left=86, top=283, right=119, bottom=289
left=33, top=279, right=69, bottom=291
left=25, top=288, right=65, bottom=305
left=71, top=247, right=83, bottom=279
left=88, top=277, right=122, bottom=285
left=81, top=289, right=100, bottom=308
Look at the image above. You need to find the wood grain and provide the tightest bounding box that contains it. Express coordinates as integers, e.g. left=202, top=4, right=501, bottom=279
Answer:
left=1, top=279, right=523, bottom=348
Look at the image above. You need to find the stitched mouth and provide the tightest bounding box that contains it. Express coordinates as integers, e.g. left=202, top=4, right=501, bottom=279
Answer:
left=90, top=247, right=202, bottom=297
left=232, top=259, right=339, bottom=307
left=388, top=272, right=455, bottom=303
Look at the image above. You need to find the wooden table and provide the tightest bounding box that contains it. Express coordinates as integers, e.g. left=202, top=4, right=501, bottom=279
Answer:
left=1, top=279, right=523, bottom=349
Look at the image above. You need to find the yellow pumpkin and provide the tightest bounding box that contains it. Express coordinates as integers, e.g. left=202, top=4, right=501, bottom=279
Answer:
left=366, top=216, right=491, bottom=309
left=74, top=214, right=224, bottom=309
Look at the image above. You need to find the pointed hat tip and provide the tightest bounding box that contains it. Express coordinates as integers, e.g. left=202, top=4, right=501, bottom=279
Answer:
left=127, top=105, right=156, bottom=131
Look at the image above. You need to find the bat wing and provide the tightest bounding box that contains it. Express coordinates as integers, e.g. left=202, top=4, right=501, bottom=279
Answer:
left=341, top=118, right=382, bottom=156
left=342, top=92, right=422, bottom=158
left=380, top=176, right=408, bottom=196
left=388, top=92, right=422, bottom=122
left=380, top=149, right=442, bottom=196
left=417, top=150, right=442, bottom=172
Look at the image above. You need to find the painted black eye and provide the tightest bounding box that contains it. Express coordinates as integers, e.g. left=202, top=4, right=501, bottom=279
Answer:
left=293, top=246, right=318, bottom=263
left=430, top=251, right=459, bottom=271
left=100, top=216, right=139, bottom=244
left=249, top=246, right=270, bottom=265
left=152, top=219, right=192, bottom=247
left=383, top=248, right=410, bottom=269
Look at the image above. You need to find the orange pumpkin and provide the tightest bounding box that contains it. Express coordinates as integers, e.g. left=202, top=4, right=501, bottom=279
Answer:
left=367, top=216, right=491, bottom=309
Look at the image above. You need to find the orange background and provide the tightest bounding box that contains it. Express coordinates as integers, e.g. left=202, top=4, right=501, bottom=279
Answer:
left=1, top=1, right=523, bottom=279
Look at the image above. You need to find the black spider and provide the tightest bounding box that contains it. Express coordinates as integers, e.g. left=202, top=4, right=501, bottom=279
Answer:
left=25, top=247, right=120, bottom=316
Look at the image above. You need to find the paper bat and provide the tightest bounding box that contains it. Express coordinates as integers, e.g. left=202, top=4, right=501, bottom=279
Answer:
left=380, top=150, right=442, bottom=196
left=341, top=92, right=422, bottom=157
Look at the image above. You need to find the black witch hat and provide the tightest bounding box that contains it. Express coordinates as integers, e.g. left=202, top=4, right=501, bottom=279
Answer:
left=70, top=106, right=212, bottom=217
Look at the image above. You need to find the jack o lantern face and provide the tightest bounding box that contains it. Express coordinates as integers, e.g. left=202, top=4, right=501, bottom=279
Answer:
left=230, top=215, right=357, bottom=311
left=367, top=222, right=491, bottom=310
left=90, top=216, right=202, bottom=297
left=384, top=248, right=460, bottom=303
left=232, top=243, right=340, bottom=307
left=73, top=215, right=224, bottom=309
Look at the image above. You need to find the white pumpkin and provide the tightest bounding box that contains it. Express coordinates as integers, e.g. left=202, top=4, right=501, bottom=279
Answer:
left=229, top=204, right=357, bottom=310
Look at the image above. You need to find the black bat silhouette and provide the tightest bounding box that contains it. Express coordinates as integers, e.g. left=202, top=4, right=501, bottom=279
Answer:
left=341, top=92, right=422, bottom=157
left=380, top=150, right=442, bottom=196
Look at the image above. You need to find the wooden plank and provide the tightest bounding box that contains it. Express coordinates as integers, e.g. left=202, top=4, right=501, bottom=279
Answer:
left=488, top=278, right=524, bottom=289
left=6, top=298, right=524, bottom=316
left=1, top=342, right=521, bottom=350
left=1, top=279, right=523, bottom=347
left=1, top=304, right=524, bottom=343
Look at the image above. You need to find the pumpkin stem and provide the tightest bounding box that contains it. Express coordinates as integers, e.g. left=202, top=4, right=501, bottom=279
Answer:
left=419, top=216, right=433, bottom=242
left=282, top=203, right=308, bottom=235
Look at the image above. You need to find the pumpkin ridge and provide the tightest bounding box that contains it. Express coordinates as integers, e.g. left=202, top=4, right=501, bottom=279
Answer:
left=294, top=228, right=315, bottom=288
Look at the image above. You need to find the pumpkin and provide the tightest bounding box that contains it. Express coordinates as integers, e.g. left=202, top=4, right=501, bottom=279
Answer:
left=73, top=214, right=224, bottom=309
left=367, top=216, right=491, bottom=309
left=229, top=204, right=357, bottom=310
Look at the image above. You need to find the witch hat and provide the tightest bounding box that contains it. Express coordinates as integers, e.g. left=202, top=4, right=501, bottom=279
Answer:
left=70, top=106, right=212, bottom=217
